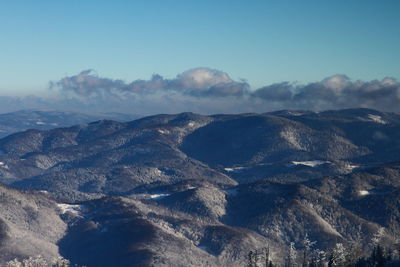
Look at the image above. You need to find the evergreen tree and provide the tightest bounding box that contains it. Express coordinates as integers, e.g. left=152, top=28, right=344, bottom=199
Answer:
left=329, top=243, right=347, bottom=267
left=370, top=245, right=386, bottom=267
left=286, top=242, right=298, bottom=267
left=301, top=234, right=316, bottom=267
left=248, top=250, right=255, bottom=267
left=265, top=246, right=271, bottom=267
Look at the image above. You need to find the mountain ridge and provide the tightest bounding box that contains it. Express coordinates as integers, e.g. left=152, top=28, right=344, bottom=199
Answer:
left=0, top=108, right=399, bottom=266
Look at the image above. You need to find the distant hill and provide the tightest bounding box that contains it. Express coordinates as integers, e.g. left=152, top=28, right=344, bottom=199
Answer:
left=0, top=110, right=141, bottom=138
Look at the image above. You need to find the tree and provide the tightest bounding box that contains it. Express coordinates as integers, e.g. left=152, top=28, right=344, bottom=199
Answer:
left=301, top=234, right=316, bottom=267
left=311, top=249, right=327, bottom=267
left=372, top=227, right=385, bottom=247
left=345, top=242, right=364, bottom=267
left=265, top=246, right=271, bottom=267
left=6, top=256, right=72, bottom=267
left=248, top=250, right=256, bottom=267
left=329, top=243, right=347, bottom=267
left=286, top=242, right=298, bottom=267
left=370, top=245, right=386, bottom=267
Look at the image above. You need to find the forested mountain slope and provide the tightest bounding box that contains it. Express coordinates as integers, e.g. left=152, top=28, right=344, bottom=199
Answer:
left=0, top=108, right=399, bottom=266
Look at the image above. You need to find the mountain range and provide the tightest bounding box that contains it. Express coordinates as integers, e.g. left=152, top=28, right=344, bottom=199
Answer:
left=0, top=108, right=399, bottom=266
left=0, top=110, right=140, bottom=138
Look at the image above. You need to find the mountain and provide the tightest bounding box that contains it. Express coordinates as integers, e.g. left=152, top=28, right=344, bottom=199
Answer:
left=0, top=113, right=235, bottom=200
left=0, top=108, right=399, bottom=266
left=0, top=110, right=140, bottom=138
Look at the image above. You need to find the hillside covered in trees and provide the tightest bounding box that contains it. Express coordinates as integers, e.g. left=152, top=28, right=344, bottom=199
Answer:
left=0, top=109, right=399, bottom=266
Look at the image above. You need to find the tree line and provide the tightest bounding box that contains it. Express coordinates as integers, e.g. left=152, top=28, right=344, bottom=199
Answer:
left=248, top=243, right=400, bottom=267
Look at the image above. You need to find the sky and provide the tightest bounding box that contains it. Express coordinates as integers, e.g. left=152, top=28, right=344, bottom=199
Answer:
left=0, top=0, right=399, bottom=114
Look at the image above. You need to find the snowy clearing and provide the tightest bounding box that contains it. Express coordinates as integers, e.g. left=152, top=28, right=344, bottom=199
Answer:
left=367, top=114, right=387, bottom=124
left=153, top=168, right=163, bottom=175
left=224, top=166, right=248, bottom=172
left=345, top=163, right=359, bottom=172
left=286, top=111, right=304, bottom=116
left=157, top=129, right=170, bottom=134
left=0, top=162, right=9, bottom=169
left=149, top=193, right=170, bottom=200
left=292, top=160, right=330, bottom=167
left=57, top=203, right=82, bottom=215
left=358, top=189, right=388, bottom=196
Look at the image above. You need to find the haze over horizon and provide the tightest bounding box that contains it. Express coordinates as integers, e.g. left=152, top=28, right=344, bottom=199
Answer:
left=0, top=0, right=399, bottom=114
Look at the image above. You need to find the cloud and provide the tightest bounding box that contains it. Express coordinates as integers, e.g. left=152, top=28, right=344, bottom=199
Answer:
left=175, top=68, right=233, bottom=89
left=51, top=67, right=249, bottom=98
left=293, top=75, right=400, bottom=111
left=249, top=74, right=400, bottom=112
left=252, top=82, right=293, bottom=102
left=5, top=69, right=399, bottom=115
left=50, top=69, right=127, bottom=97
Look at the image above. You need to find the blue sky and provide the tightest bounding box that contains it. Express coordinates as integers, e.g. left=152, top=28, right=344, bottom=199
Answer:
left=0, top=0, right=399, bottom=95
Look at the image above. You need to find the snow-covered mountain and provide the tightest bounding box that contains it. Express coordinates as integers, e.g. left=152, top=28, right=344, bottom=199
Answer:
left=0, top=108, right=399, bottom=266
left=0, top=110, right=140, bottom=138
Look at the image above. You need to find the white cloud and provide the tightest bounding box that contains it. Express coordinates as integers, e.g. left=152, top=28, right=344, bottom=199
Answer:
left=2, top=69, right=400, bottom=115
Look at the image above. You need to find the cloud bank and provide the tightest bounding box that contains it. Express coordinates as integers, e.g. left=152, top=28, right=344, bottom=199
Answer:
left=253, top=75, right=400, bottom=112
left=51, top=68, right=249, bottom=98
left=1, top=68, right=400, bottom=115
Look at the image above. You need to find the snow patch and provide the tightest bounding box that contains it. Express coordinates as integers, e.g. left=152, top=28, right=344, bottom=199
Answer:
left=292, top=160, right=330, bottom=167
left=157, top=129, right=169, bottom=134
left=345, top=163, right=359, bottom=172
left=286, top=111, right=304, bottom=116
left=358, top=189, right=390, bottom=196
left=224, top=166, right=248, bottom=172
left=149, top=193, right=170, bottom=200
left=152, top=168, right=163, bottom=176
left=57, top=203, right=82, bottom=215
left=0, top=162, right=9, bottom=169
left=359, top=190, right=370, bottom=196
left=368, top=114, right=387, bottom=124
left=35, top=121, right=47, bottom=125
